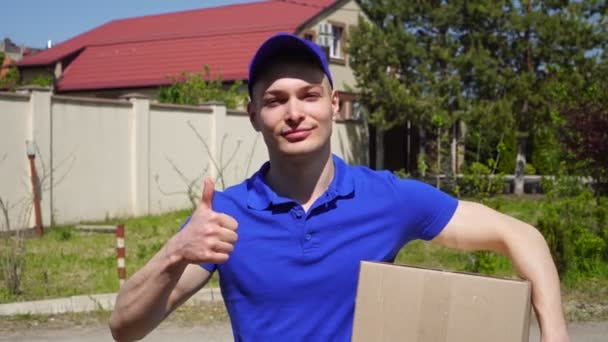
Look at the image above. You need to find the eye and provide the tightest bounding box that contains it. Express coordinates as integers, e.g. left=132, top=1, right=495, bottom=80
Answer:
left=304, top=92, right=321, bottom=101
left=263, top=97, right=282, bottom=107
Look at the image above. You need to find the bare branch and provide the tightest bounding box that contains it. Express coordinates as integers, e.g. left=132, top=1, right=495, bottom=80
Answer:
left=486, top=132, right=505, bottom=194
left=0, top=198, right=10, bottom=231
left=187, top=121, right=224, bottom=187
left=217, top=134, right=243, bottom=188
left=40, top=153, right=76, bottom=192
left=157, top=122, right=249, bottom=209
left=166, top=157, right=194, bottom=185
left=244, top=134, right=260, bottom=177
left=154, top=175, right=187, bottom=197
left=154, top=162, right=208, bottom=210
left=33, top=142, right=48, bottom=183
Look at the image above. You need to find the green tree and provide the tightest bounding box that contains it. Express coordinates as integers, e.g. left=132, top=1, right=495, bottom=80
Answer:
left=158, top=65, right=247, bottom=109
left=554, top=58, right=608, bottom=196
left=449, top=0, right=606, bottom=192
left=348, top=1, right=464, bottom=173
left=0, top=52, right=21, bottom=91
left=349, top=0, right=607, bottom=186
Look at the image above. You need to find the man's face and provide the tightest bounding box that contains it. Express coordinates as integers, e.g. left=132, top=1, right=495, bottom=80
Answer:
left=248, top=60, right=339, bottom=159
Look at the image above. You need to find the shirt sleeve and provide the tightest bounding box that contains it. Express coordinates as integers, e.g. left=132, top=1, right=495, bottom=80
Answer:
left=179, top=216, right=217, bottom=273
left=388, top=174, right=459, bottom=241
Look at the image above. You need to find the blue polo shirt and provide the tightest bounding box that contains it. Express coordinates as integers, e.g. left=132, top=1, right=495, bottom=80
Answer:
left=197, top=155, right=458, bottom=341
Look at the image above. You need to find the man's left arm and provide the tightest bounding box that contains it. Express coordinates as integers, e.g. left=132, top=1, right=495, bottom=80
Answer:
left=432, top=200, right=569, bottom=342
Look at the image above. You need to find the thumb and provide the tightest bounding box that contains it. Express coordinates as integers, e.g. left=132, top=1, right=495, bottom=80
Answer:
left=200, top=176, right=215, bottom=210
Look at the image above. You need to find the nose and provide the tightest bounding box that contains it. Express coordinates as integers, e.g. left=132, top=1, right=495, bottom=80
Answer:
left=285, top=98, right=305, bottom=125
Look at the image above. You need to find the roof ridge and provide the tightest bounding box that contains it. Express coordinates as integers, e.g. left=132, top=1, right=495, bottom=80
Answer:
left=18, top=0, right=335, bottom=67
left=109, top=0, right=274, bottom=24
left=85, top=24, right=301, bottom=48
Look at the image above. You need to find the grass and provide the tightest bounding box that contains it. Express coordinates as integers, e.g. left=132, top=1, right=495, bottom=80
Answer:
left=395, top=240, right=515, bottom=277
left=1, top=194, right=607, bottom=320
left=0, top=208, right=198, bottom=303
left=394, top=194, right=547, bottom=278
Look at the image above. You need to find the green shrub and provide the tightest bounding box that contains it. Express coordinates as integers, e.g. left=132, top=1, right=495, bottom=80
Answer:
left=29, top=75, right=54, bottom=87
left=537, top=177, right=608, bottom=277
left=459, top=162, right=505, bottom=198
left=157, top=65, right=247, bottom=109
left=393, top=169, right=409, bottom=179
left=524, top=163, right=536, bottom=175
left=497, top=132, right=517, bottom=175
left=531, top=125, right=562, bottom=175
left=465, top=251, right=498, bottom=275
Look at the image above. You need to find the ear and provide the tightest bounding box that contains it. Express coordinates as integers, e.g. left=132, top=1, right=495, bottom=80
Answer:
left=247, top=101, right=260, bottom=132
left=331, top=90, right=340, bottom=121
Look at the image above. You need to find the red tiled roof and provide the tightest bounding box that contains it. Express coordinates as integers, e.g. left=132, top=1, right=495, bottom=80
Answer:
left=58, top=31, right=282, bottom=91
left=18, top=0, right=339, bottom=91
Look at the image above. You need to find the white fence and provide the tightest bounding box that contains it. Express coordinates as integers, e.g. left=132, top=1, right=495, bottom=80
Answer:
left=0, top=88, right=368, bottom=230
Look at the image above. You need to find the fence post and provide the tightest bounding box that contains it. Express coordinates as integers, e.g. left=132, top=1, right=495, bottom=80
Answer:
left=203, top=101, right=226, bottom=188
left=116, top=224, right=126, bottom=287
left=121, top=93, right=151, bottom=217
left=26, top=141, right=43, bottom=236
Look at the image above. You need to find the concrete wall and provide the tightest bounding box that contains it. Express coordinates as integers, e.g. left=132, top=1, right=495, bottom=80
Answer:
left=332, top=120, right=369, bottom=166
left=0, top=89, right=368, bottom=229
left=61, top=87, right=159, bottom=101
left=0, top=92, right=32, bottom=231
left=148, top=103, right=216, bottom=213
left=50, top=96, right=133, bottom=223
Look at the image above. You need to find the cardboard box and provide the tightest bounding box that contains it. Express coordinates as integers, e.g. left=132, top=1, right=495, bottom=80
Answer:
left=352, top=261, right=531, bottom=342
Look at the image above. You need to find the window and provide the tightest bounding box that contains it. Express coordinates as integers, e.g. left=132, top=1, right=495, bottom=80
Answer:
left=335, top=93, right=362, bottom=121
left=352, top=101, right=366, bottom=121
left=317, top=22, right=346, bottom=63
left=337, top=99, right=348, bottom=121
left=302, top=30, right=315, bottom=42
left=330, top=25, right=343, bottom=59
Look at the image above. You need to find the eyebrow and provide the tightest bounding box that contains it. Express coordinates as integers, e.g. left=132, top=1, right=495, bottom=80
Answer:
left=262, top=84, right=324, bottom=96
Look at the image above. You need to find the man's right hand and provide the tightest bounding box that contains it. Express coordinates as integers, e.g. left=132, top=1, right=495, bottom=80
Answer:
left=167, top=176, right=239, bottom=265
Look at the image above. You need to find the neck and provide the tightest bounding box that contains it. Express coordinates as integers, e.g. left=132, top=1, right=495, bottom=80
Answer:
left=265, top=146, right=334, bottom=211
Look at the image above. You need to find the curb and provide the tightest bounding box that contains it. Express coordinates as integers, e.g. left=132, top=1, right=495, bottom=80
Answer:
left=0, top=287, right=223, bottom=316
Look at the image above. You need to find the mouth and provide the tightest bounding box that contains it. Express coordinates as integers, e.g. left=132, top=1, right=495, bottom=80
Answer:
left=281, top=127, right=313, bottom=142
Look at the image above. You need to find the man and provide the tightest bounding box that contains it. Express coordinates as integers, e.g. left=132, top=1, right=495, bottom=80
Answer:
left=109, top=33, right=569, bottom=341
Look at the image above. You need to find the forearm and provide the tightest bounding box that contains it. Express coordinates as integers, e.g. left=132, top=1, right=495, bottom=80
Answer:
left=502, top=223, right=568, bottom=337
left=109, top=241, right=187, bottom=341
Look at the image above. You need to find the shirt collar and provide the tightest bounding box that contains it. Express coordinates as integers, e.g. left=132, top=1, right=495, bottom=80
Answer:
left=247, top=154, right=355, bottom=211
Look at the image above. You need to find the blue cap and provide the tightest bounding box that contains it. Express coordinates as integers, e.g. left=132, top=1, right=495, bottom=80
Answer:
left=248, top=32, right=333, bottom=97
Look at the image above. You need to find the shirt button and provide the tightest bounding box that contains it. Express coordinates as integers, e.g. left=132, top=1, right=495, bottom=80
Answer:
left=295, top=212, right=302, bottom=219
left=305, top=233, right=312, bottom=241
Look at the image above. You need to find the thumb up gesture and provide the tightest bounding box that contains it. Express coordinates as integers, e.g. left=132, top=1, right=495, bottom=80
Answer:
left=170, top=177, right=239, bottom=264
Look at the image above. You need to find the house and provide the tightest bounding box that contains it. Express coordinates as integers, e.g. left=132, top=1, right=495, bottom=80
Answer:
left=1, top=38, right=42, bottom=89
left=1, top=38, right=42, bottom=62
left=17, top=0, right=368, bottom=120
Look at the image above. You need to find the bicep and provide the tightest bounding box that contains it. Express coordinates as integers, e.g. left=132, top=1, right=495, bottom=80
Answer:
left=432, top=200, right=527, bottom=254
left=167, top=264, right=213, bottom=313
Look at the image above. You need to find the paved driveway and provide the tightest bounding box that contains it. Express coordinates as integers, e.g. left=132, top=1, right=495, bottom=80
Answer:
left=1, top=320, right=607, bottom=341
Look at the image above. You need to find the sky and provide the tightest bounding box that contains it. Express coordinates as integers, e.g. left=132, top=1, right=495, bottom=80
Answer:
left=3, top=0, right=259, bottom=49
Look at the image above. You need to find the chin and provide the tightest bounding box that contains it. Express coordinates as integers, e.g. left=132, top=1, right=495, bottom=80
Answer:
left=275, top=141, right=329, bottom=159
